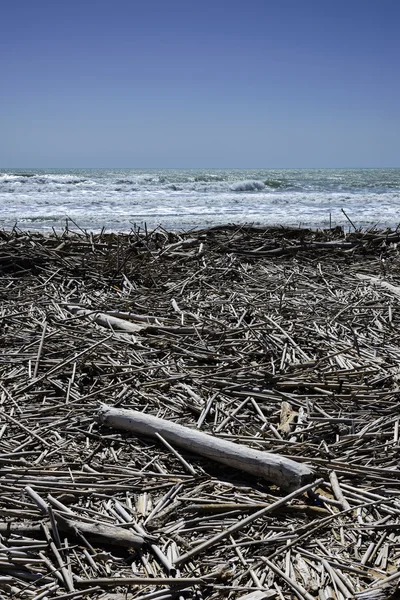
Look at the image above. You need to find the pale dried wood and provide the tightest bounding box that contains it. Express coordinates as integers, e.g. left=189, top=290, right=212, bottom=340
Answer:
left=97, top=405, right=315, bottom=491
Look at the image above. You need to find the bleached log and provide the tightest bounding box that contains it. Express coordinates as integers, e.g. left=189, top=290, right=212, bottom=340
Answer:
left=54, top=512, right=147, bottom=548
left=67, top=305, right=148, bottom=333
left=96, top=405, right=315, bottom=491
left=0, top=516, right=147, bottom=548
left=67, top=305, right=212, bottom=336
left=356, top=274, right=400, bottom=299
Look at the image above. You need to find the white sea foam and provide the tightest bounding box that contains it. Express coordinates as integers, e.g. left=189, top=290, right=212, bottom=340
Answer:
left=230, top=180, right=265, bottom=192
left=1, top=168, right=399, bottom=231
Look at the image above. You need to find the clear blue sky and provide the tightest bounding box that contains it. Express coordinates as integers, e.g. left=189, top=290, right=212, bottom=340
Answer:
left=1, top=0, right=399, bottom=168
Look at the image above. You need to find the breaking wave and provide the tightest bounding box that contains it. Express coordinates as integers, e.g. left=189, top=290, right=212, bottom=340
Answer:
left=264, top=179, right=286, bottom=188
left=230, top=180, right=265, bottom=192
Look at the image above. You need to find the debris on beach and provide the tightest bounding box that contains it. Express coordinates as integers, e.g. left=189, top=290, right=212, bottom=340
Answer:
left=2, top=223, right=400, bottom=599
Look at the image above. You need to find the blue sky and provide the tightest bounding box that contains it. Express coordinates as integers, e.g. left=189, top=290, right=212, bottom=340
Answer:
left=1, top=0, right=399, bottom=168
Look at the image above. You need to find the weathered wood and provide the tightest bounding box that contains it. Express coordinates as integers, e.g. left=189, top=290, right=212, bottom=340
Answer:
left=0, top=517, right=146, bottom=549
left=96, top=405, right=315, bottom=490
left=75, top=576, right=204, bottom=588
left=356, top=274, right=400, bottom=299
left=4, top=225, right=400, bottom=596
left=174, top=478, right=323, bottom=565
left=54, top=512, right=146, bottom=548
left=67, top=305, right=147, bottom=333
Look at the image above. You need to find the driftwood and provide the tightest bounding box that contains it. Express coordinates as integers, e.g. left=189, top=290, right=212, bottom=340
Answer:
left=67, top=305, right=214, bottom=336
left=356, top=274, right=400, bottom=299
left=67, top=305, right=148, bottom=333
left=96, top=405, right=315, bottom=491
left=54, top=512, right=147, bottom=548
left=75, top=576, right=204, bottom=588
left=3, top=225, right=400, bottom=598
left=0, top=516, right=146, bottom=548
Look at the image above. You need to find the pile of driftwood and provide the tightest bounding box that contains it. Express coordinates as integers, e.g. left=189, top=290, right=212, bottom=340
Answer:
left=1, top=223, right=400, bottom=600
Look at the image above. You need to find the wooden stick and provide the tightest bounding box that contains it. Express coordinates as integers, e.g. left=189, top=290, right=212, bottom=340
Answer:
left=96, top=405, right=315, bottom=491
left=54, top=512, right=146, bottom=548
left=74, top=576, right=204, bottom=588
left=33, top=320, right=47, bottom=379
left=329, top=471, right=352, bottom=512
left=67, top=305, right=147, bottom=333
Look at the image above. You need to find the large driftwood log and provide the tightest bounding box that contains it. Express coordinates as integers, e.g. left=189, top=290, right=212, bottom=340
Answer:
left=97, top=405, right=314, bottom=491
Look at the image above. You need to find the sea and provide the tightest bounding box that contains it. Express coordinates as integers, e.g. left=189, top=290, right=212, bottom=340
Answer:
left=1, top=168, right=400, bottom=233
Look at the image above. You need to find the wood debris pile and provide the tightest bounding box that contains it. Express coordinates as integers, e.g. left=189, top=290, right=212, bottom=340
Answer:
left=1, top=223, right=400, bottom=600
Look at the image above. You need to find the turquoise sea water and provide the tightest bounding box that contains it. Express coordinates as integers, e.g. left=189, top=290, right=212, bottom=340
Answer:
left=1, top=168, right=399, bottom=232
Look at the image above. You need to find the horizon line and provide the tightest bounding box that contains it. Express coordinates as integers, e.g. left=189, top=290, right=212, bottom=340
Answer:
left=1, top=166, right=400, bottom=170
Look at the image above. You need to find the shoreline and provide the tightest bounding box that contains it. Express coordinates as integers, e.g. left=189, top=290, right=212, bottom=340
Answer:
left=2, top=217, right=399, bottom=236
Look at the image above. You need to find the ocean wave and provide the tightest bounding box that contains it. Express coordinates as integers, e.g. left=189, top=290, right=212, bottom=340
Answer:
left=39, top=175, right=88, bottom=184
left=6, top=173, right=36, bottom=178
left=193, top=174, right=225, bottom=182
left=264, top=179, right=286, bottom=189
left=230, top=180, right=265, bottom=192
left=0, top=174, right=35, bottom=183
left=0, top=175, right=88, bottom=186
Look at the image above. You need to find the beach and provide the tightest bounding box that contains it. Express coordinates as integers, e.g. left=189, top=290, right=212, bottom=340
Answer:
left=1, top=224, right=400, bottom=598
